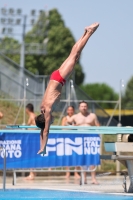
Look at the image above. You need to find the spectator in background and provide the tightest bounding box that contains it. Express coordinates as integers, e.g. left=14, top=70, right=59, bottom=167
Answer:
left=26, top=104, right=36, bottom=127
left=67, top=101, right=100, bottom=184
left=62, top=106, right=80, bottom=179
left=0, top=112, right=3, bottom=120
left=25, top=103, right=36, bottom=180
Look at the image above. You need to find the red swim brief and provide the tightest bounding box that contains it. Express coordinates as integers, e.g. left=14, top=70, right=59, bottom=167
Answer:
left=50, top=70, right=66, bottom=86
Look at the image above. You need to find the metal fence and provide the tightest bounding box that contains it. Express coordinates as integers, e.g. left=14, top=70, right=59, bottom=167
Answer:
left=0, top=53, right=49, bottom=110
left=0, top=53, right=118, bottom=126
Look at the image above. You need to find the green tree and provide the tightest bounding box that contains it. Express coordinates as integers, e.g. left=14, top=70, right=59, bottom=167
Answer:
left=25, top=9, right=84, bottom=84
left=0, top=9, right=84, bottom=84
left=80, top=83, right=118, bottom=109
left=0, top=37, right=20, bottom=63
left=122, top=76, right=133, bottom=109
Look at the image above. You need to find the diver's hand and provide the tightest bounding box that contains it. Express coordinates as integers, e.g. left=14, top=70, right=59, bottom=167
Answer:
left=40, top=105, right=45, bottom=114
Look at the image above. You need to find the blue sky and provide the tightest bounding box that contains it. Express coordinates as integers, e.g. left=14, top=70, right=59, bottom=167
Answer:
left=0, top=0, right=133, bottom=92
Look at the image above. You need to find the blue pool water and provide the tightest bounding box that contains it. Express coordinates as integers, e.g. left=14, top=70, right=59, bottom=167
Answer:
left=0, top=189, right=133, bottom=200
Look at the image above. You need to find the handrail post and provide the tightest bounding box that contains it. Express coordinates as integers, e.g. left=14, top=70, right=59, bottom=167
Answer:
left=3, top=147, right=6, bottom=191
left=80, top=167, right=84, bottom=185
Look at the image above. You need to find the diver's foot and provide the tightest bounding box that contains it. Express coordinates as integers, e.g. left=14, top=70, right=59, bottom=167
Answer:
left=85, top=22, right=99, bottom=34
left=37, top=148, right=46, bottom=156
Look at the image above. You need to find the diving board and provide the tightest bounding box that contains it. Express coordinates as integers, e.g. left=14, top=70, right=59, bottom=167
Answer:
left=5, top=125, right=133, bottom=135
left=104, top=142, right=133, bottom=152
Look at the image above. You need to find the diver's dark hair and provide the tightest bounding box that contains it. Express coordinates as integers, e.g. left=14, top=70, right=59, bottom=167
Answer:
left=35, top=114, right=45, bottom=129
left=26, top=103, right=34, bottom=112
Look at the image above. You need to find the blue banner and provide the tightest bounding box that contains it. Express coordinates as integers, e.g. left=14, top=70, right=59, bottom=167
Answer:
left=0, top=131, right=100, bottom=169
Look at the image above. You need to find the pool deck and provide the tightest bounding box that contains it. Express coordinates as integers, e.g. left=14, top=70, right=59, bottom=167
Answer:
left=0, top=175, right=132, bottom=195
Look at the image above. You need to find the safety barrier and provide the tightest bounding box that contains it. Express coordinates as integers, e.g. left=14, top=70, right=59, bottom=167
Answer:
left=1, top=125, right=133, bottom=191
left=12, top=167, right=97, bottom=186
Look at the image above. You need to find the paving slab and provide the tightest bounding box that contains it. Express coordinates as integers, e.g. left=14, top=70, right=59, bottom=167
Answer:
left=0, top=175, right=132, bottom=195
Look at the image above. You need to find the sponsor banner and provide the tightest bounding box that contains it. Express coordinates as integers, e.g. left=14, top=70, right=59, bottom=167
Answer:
left=0, top=132, right=100, bottom=169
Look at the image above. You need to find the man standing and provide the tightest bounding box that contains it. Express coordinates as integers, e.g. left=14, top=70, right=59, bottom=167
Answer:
left=67, top=101, right=100, bottom=184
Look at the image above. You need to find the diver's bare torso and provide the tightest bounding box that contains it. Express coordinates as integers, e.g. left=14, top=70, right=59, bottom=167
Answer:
left=41, top=80, right=62, bottom=112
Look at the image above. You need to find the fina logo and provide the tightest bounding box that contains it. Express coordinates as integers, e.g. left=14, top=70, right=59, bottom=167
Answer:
left=44, top=137, right=100, bottom=156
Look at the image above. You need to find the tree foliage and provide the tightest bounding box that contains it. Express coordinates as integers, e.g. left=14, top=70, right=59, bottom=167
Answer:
left=25, top=9, right=84, bottom=84
left=80, top=83, right=118, bottom=109
left=0, top=9, right=84, bottom=84
left=0, top=37, right=20, bottom=64
left=122, top=76, right=133, bottom=109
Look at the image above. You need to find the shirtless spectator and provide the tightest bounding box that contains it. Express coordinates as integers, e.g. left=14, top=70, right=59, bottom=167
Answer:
left=62, top=106, right=80, bottom=179
left=25, top=103, right=36, bottom=180
left=67, top=101, right=100, bottom=184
